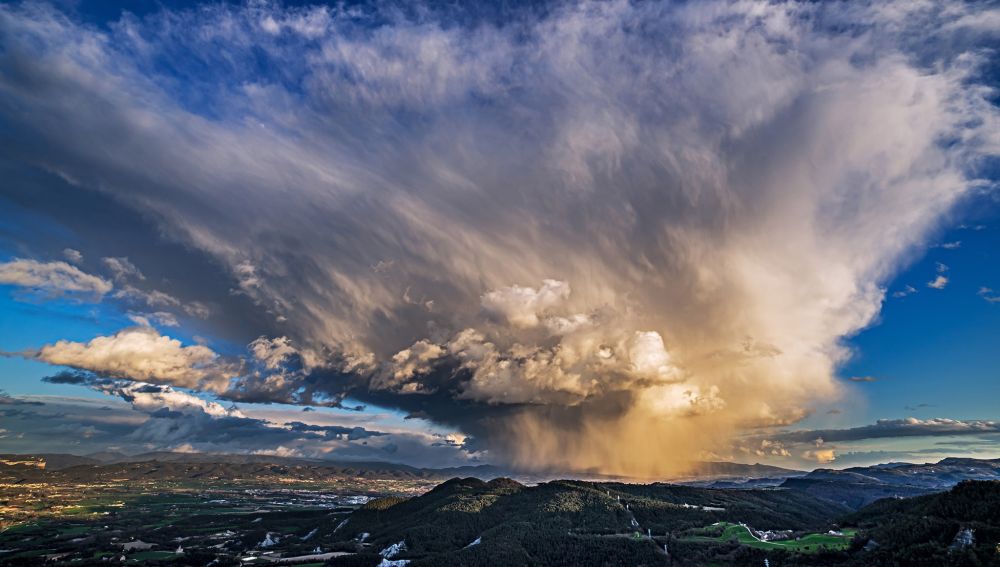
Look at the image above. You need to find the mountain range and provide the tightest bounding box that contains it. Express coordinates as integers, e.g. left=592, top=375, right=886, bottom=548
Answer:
left=780, top=457, right=1000, bottom=509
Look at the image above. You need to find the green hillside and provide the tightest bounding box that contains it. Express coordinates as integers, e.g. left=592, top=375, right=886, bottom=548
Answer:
left=840, top=480, right=1000, bottom=566
left=340, top=477, right=852, bottom=566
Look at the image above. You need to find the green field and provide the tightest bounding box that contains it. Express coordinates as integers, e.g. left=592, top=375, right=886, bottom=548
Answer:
left=128, top=550, right=180, bottom=562
left=681, top=522, right=855, bottom=553
left=57, top=525, right=91, bottom=536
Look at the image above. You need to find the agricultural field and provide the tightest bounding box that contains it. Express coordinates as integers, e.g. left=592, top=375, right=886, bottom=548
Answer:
left=680, top=521, right=856, bottom=553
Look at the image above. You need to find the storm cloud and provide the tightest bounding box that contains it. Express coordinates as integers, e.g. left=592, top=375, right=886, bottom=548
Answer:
left=1, top=0, right=998, bottom=476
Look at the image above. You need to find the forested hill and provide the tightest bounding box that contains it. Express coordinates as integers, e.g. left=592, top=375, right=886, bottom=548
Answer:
left=343, top=477, right=850, bottom=566
left=839, top=480, right=1000, bottom=566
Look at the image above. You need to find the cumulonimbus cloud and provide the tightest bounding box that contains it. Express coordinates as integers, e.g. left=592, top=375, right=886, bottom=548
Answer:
left=1, top=1, right=998, bottom=475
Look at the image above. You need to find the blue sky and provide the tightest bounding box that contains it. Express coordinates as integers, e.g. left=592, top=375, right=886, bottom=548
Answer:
left=0, top=0, right=998, bottom=476
left=839, top=212, right=1000, bottom=422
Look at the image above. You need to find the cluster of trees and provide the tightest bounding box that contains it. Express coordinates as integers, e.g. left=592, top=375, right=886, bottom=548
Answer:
left=362, top=496, right=408, bottom=511
left=346, top=477, right=645, bottom=561
left=603, top=482, right=849, bottom=532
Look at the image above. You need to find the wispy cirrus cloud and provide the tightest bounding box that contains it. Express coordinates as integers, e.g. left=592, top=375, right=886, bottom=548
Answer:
left=979, top=287, right=1000, bottom=303
left=101, top=257, right=144, bottom=282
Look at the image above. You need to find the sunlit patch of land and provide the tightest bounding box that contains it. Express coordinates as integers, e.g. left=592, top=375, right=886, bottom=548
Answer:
left=679, top=521, right=856, bottom=553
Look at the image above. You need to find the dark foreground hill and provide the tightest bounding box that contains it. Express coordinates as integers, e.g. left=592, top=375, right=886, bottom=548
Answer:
left=838, top=480, right=1000, bottom=566
left=341, top=477, right=850, bottom=566
left=338, top=478, right=1000, bottom=567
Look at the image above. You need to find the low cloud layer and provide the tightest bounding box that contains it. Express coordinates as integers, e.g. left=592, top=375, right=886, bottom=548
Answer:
left=773, top=418, right=1000, bottom=445
left=1, top=1, right=998, bottom=475
left=2, top=382, right=473, bottom=466
left=739, top=417, right=1000, bottom=467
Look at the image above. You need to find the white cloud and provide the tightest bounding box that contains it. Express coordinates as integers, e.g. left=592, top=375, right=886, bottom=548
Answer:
left=249, top=336, right=297, bottom=370
left=446, top=328, right=594, bottom=404
left=738, top=439, right=791, bottom=458
left=113, top=285, right=180, bottom=308
left=892, top=284, right=917, bottom=298
left=928, top=275, right=949, bottom=289
left=627, top=331, right=682, bottom=382
left=638, top=383, right=725, bottom=417
left=34, top=327, right=233, bottom=391
left=978, top=287, right=1000, bottom=303
left=481, top=279, right=571, bottom=328
left=0, top=258, right=112, bottom=300
left=252, top=445, right=300, bottom=458
left=387, top=340, right=445, bottom=384
left=105, top=381, right=239, bottom=418
left=128, top=311, right=180, bottom=328
left=543, top=313, right=592, bottom=336
left=802, top=448, right=837, bottom=464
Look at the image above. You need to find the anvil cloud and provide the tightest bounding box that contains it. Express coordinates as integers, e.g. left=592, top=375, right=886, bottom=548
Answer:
left=1, top=1, right=997, bottom=475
